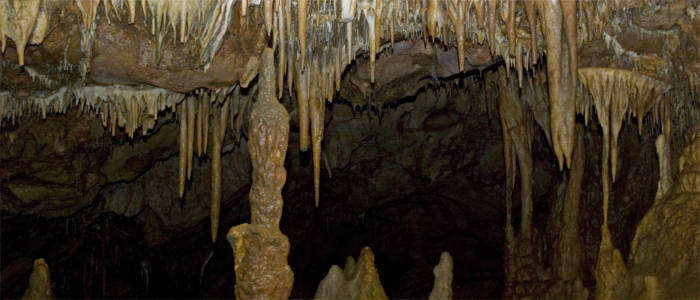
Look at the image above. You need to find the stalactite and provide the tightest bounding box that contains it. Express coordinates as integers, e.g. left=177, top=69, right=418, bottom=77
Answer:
left=310, top=59, right=325, bottom=207
left=210, top=97, right=229, bottom=243
left=497, top=67, right=533, bottom=238
left=265, top=0, right=274, bottom=36
left=197, top=95, right=204, bottom=157
left=507, top=0, right=516, bottom=56
left=298, top=0, right=308, bottom=71
left=475, top=0, right=485, bottom=29
left=524, top=0, right=536, bottom=65
left=426, top=0, right=439, bottom=40
left=179, top=101, right=188, bottom=198
left=537, top=0, right=571, bottom=170
left=186, top=97, right=196, bottom=180
left=560, top=0, right=577, bottom=104
left=296, top=61, right=311, bottom=151
left=487, top=0, right=497, bottom=54
left=447, top=0, right=466, bottom=71
left=277, top=0, right=286, bottom=99
left=127, top=0, right=136, bottom=23
left=373, top=0, right=383, bottom=84
left=579, top=67, right=670, bottom=223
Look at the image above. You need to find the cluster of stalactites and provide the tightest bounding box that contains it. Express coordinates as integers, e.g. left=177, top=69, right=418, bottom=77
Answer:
left=578, top=67, right=670, bottom=225
left=175, top=86, right=251, bottom=242
left=0, top=84, right=184, bottom=137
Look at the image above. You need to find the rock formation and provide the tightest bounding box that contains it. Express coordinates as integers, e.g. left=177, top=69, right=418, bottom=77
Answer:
left=226, top=47, right=293, bottom=300
left=314, top=247, right=389, bottom=300
left=21, top=258, right=53, bottom=300
left=428, top=252, right=454, bottom=300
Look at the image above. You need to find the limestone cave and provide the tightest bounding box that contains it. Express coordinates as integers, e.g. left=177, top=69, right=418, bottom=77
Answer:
left=1, top=1, right=699, bottom=299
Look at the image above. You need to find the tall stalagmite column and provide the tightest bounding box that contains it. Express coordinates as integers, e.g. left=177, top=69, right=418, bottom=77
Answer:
left=226, top=48, right=294, bottom=300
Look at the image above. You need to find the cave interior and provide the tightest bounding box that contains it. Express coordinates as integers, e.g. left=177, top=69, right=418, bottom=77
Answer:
left=1, top=0, right=699, bottom=299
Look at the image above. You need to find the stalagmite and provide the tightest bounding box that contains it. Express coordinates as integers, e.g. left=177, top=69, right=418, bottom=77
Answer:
left=655, top=134, right=672, bottom=199
left=428, top=252, right=454, bottom=300
left=314, top=247, right=389, bottom=300
left=227, top=47, right=293, bottom=300
left=22, top=258, right=53, bottom=300
left=298, top=0, right=308, bottom=70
